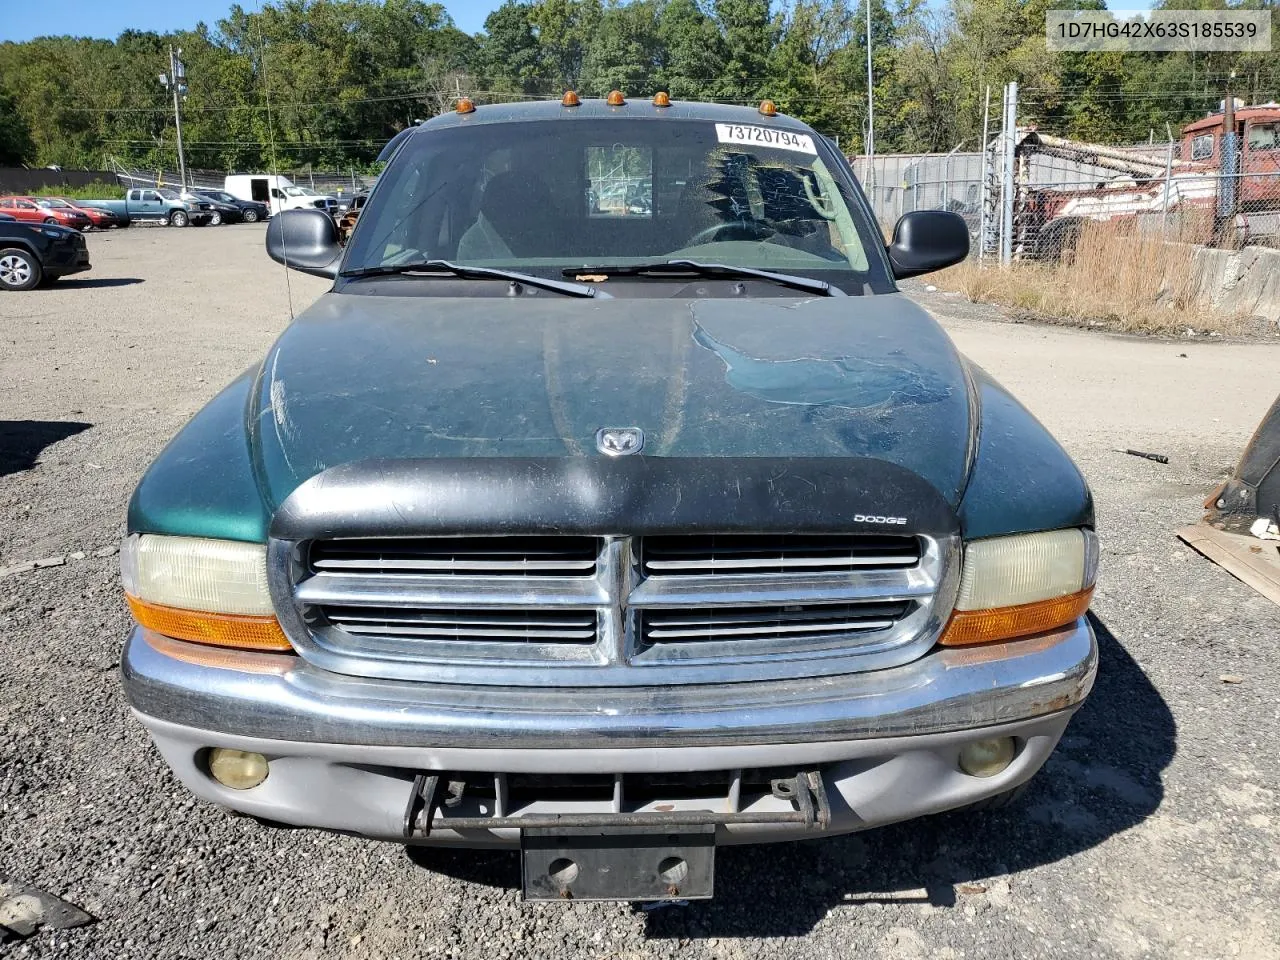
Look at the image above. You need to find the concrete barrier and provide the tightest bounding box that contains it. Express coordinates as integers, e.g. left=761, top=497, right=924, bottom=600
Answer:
left=1190, top=245, right=1280, bottom=323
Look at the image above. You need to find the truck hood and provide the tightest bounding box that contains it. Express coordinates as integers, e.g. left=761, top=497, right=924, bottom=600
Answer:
left=248, top=291, right=975, bottom=512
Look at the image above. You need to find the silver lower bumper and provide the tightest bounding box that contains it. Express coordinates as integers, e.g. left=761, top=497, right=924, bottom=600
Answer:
left=122, top=620, right=1095, bottom=845
left=122, top=618, right=1096, bottom=751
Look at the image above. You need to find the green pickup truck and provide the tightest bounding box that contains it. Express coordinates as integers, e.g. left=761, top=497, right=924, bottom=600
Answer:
left=81, top=187, right=214, bottom=227
left=120, top=96, right=1098, bottom=903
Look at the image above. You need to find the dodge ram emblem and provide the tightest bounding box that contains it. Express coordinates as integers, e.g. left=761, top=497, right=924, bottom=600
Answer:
left=596, top=427, right=644, bottom=456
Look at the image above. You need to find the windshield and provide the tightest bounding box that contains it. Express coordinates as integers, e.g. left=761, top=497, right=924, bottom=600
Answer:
left=284, top=186, right=319, bottom=197
left=211, top=191, right=236, bottom=202
left=157, top=189, right=180, bottom=200
left=38, top=198, right=71, bottom=208
left=344, top=118, right=889, bottom=291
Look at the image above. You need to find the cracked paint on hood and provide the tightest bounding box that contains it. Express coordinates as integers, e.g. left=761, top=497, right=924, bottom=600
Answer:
left=244, top=290, right=975, bottom=511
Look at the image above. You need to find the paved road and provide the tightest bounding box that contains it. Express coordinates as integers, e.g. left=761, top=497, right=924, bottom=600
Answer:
left=1, top=228, right=1277, bottom=959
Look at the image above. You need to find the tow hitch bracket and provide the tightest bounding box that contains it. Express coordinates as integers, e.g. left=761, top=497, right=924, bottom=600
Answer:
left=403, top=769, right=830, bottom=838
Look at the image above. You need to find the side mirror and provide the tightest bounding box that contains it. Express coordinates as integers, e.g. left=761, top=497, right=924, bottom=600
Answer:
left=886, top=210, right=970, bottom=280
left=266, top=208, right=342, bottom=279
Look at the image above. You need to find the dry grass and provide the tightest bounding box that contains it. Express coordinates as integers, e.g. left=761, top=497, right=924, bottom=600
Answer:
left=934, top=220, right=1246, bottom=335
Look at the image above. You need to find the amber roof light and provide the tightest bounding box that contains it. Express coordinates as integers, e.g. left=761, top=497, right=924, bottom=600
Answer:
left=562, top=90, right=581, bottom=107
left=456, top=97, right=476, bottom=114
left=653, top=92, right=671, bottom=107
left=758, top=99, right=778, bottom=117
left=606, top=90, right=626, bottom=106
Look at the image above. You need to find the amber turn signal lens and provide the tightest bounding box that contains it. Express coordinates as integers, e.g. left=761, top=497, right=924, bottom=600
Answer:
left=561, top=90, right=580, bottom=107
left=758, top=99, right=778, bottom=116
left=455, top=97, right=475, bottom=114
left=938, top=587, right=1093, bottom=647
left=606, top=90, right=626, bottom=106
left=127, top=595, right=292, bottom=652
left=653, top=91, right=671, bottom=107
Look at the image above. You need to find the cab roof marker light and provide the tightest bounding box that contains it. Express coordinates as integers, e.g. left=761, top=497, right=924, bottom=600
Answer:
left=562, top=91, right=581, bottom=107
left=759, top=99, right=778, bottom=117
left=607, top=90, right=626, bottom=106
left=653, top=92, right=671, bottom=107
left=455, top=97, right=475, bottom=114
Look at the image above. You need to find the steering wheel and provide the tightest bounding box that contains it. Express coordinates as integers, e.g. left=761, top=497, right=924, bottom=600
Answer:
left=686, top=220, right=775, bottom=246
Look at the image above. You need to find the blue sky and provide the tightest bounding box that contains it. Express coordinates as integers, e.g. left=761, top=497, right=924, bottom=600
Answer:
left=0, top=0, right=1161, bottom=44
left=0, top=0, right=504, bottom=43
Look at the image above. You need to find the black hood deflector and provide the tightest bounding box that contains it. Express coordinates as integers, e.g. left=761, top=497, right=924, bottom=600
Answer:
left=270, top=456, right=959, bottom=540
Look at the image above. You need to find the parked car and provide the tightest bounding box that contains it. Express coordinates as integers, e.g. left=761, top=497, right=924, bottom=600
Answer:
left=37, top=196, right=125, bottom=229
left=121, top=97, right=1097, bottom=903
left=180, top=190, right=242, bottom=226
left=0, top=195, right=91, bottom=230
left=0, top=216, right=90, bottom=290
left=189, top=189, right=269, bottom=223
left=80, top=188, right=213, bottom=227
left=224, top=174, right=341, bottom=218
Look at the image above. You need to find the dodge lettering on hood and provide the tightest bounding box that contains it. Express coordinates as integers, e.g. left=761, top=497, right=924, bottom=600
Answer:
left=120, top=96, right=1097, bottom=903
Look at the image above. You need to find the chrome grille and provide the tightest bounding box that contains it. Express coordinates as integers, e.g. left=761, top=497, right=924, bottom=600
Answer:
left=271, top=532, right=957, bottom=686
left=641, top=534, right=919, bottom=576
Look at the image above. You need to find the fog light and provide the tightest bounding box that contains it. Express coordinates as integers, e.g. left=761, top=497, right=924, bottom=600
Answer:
left=958, top=737, right=1016, bottom=778
left=208, top=748, right=269, bottom=790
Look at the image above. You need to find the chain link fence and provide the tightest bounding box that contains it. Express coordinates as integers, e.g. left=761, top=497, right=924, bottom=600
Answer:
left=107, top=158, right=376, bottom=199
left=850, top=86, right=1280, bottom=264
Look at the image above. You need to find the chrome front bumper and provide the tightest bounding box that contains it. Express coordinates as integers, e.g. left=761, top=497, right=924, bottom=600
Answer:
left=122, top=619, right=1096, bottom=844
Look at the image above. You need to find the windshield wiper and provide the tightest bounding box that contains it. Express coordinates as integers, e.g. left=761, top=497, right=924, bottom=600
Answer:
left=562, top=260, right=841, bottom=296
left=342, top=259, right=597, bottom=298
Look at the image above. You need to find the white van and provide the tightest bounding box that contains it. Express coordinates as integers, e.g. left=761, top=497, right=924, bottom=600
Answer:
left=224, top=174, right=341, bottom=218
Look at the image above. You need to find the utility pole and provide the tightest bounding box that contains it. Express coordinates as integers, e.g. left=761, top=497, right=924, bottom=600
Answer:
left=978, top=85, right=991, bottom=261
left=1215, top=73, right=1240, bottom=247
left=159, top=47, right=188, bottom=190
left=864, top=0, right=875, bottom=184
left=999, top=81, right=1018, bottom=266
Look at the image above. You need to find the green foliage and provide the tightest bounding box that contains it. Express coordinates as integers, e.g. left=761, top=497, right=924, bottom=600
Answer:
left=30, top=182, right=127, bottom=200
left=0, top=0, right=1277, bottom=170
left=0, top=88, right=34, bottom=164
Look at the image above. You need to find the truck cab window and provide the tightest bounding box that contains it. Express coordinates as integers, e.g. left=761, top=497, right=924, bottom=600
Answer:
left=1247, top=122, right=1279, bottom=152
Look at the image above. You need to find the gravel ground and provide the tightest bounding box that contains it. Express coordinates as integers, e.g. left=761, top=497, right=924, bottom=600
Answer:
left=1, top=227, right=1278, bottom=959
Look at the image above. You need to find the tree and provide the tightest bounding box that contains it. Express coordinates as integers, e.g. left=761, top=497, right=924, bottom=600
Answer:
left=0, top=88, right=34, bottom=165
left=2, top=0, right=1278, bottom=171
left=710, top=0, right=776, bottom=100
left=582, top=0, right=661, bottom=95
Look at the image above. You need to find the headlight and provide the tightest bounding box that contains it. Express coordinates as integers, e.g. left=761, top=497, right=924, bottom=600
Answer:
left=939, top=529, right=1097, bottom=647
left=121, top=534, right=291, bottom=651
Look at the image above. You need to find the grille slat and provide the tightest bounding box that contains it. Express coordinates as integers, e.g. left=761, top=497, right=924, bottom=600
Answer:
left=310, top=536, right=598, bottom=578
left=644, top=555, right=911, bottom=572
left=322, top=606, right=598, bottom=644
left=641, top=602, right=908, bottom=644
left=314, top=557, right=597, bottom=573
left=641, top=534, right=920, bottom=576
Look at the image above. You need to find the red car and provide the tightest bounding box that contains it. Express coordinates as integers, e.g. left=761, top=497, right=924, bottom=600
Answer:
left=38, top=196, right=123, bottom=229
left=0, top=196, right=92, bottom=230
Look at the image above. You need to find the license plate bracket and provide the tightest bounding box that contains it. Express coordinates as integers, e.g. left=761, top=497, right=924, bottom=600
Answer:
left=521, top=825, right=715, bottom=902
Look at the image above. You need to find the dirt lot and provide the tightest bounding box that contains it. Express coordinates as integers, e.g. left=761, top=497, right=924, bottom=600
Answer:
left=2, top=226, right=1278, bottom=959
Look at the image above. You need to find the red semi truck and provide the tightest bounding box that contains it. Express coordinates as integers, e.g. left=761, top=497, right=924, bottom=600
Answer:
left=1015, top=103, right=1280, bottom=256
